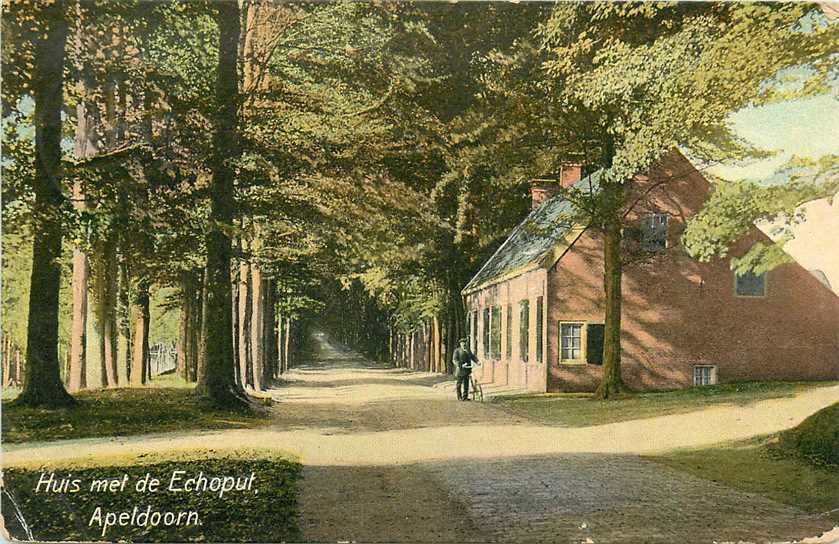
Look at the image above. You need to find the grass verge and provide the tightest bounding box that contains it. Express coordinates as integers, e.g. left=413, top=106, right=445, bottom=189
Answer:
left=489, top=381, right=837, bottom=427
left=776, top=402, right=839, bottom=467
left=650, top=438, right=839, bottom=523
left=2, top=449, right=301, bottom=542
left=2, top=386, right=269, bottom=444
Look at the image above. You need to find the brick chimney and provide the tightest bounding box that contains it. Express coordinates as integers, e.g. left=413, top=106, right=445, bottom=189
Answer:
left=530, top=165, right=583, bottom=210
left=559, top=164, right=583, bottom=188
left=531, top=184, right=559, bottom=210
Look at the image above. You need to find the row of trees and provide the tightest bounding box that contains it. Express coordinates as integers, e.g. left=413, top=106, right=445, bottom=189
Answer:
left=322, top=2, right=838, bottom=398
left=3, top=1, right=836, bottom=407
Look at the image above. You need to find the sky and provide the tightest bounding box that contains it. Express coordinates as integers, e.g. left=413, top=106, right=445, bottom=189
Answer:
left=709, top=94, right=838, bottom=182
left=709, top=94, right=838, bottom=291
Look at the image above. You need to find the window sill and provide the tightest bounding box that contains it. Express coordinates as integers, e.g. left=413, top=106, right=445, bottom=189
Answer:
left=558, top=360, right=587, bottom=366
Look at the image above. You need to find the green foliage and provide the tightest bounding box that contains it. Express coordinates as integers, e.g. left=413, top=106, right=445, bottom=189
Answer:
left=491, top=381, right=836, bottom=428
left=684, top=155, right=839, bottom=273
left=539, top=2, right=837, bottom=180
left=1, top=385, right=268, bottom=443
left=776, top=402, right=839, bottom=467
left=653, top=442, right=839, bottom=522
left=4, top=0, right=836, bottom=381
left=149, top=287, right=179, bottom=346
left=3, top=453, right=301, bottom=542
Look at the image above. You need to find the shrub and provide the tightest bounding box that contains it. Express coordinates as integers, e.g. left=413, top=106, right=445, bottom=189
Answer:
left=776, top=402, right=839, bottom=467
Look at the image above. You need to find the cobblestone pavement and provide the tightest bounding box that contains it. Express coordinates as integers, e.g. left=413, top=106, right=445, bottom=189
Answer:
left=5, top=332, right=838, bottom=543
left=423, top=454, right=832, bottom=543
left=292, top=333, right=836, bottom=543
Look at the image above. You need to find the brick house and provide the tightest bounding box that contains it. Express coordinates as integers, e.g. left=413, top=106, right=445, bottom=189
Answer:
left=462, top=151, right=839, bottom=392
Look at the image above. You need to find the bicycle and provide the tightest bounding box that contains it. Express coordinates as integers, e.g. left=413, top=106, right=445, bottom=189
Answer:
left=469, top=374, right=484, bottom=402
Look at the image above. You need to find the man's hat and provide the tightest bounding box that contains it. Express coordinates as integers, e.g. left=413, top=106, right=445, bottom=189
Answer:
left=459, top=337, right=468, bottom=343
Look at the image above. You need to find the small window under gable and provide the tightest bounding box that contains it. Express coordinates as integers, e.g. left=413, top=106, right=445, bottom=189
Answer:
left=640, top=213, right=668, bottom=252
left=735, top=271, right=767, bottom=297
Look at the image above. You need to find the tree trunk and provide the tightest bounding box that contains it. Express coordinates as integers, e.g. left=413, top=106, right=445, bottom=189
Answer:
left=181, top=284, right=194, bottom=382
left=274, top=313, right=285, bottom=379
left=68, top=217, right=89, bottom=392
left=262, top=279, right=275, bottom=384
left=68, top=0, right=99, bottom=394
left=594, top=182, right=628, bottom=400
left=103, top=281, right=118, bottom=387
left=231, top=265, right=240, bottom=386
left=116, top=258, right=131, bottom=385
left=15, top=349, right=22, bottom=385
left=130, top=279, right=150, bottom=386
left=3, top=337, right=11, bottom=387
left=196, top=2, right=247, bottom=408
left=283, top=318, right=291, bottom=372
left=238, top=257, right=252, bottom=387
left=16, top=0, right=75, bottom=407
left=250, top=247, right=264, bottom=392
left=188, top=286, right=202, bottom=382
left=175, top=297, right=189, bottom=380
left=92, top=240, right=118, bottom=388
left=197, top=268, right=208, bottom=385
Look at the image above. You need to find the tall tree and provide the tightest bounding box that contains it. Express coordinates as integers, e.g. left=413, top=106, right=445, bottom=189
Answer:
left=463, top=2, right=838, bottom=398
left=67, top=0, right=98, bottom=392
left=16, top=0, right=75, bottom=407
left=195, top=1, right=249, bottom=408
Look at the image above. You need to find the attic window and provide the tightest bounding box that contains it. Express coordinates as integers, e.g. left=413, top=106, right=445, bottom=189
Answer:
left=641, top=214, right=668, bottom=252
left=735, top=271, right=767, bottom=297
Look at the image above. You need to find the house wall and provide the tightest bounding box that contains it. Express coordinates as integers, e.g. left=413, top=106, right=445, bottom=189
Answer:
left=464, top=268, right=548, bottom=392
left=546, top=154, right=839, bottom=391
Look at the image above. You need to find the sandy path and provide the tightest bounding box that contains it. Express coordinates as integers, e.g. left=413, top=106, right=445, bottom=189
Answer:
left=3, top=331, right=838, bottom=542
left=5, top=367, right=837, bottom=468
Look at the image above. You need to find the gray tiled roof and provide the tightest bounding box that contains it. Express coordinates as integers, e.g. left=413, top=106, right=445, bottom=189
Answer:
left=463, top=171, right=601, bottom=293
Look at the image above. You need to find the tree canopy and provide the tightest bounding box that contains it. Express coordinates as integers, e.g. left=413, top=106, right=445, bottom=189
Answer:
left=2, top=1, right=836, bottom=406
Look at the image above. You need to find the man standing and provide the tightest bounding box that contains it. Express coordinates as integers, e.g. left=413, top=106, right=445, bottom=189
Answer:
left=453, top=337, right=479, bottom=401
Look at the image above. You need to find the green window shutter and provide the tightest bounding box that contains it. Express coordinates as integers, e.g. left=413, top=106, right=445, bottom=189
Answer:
left=491, top=306, right=501, bottom=359
left=483, top=308, right=490, bottom=356
left=519, top=300, right=529, bottom=362
left=536, top=296, right=544, bottom=363
left=586, top=324, right=605, bottom=365
left=471, top=310, right=478, bottom=352
left=505, top=305, right=512, bottom=359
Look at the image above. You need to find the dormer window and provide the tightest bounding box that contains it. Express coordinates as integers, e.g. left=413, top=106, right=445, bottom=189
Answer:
left=641, top=214, right=668, bottom=252
left=735, top=271, right=767, bottom=297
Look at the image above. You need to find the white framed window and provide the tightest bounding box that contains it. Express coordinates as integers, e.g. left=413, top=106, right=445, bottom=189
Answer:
left=735, top=271, right=767, bottom=297
left=693, top=365, right=717, bottom=386
left=641, top=213, right=668, bottom=252
left=559, top=322, right=585, bottom=363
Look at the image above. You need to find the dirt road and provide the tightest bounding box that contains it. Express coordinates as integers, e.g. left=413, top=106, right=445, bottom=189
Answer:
left=4, top=331, right=838, bottom=543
